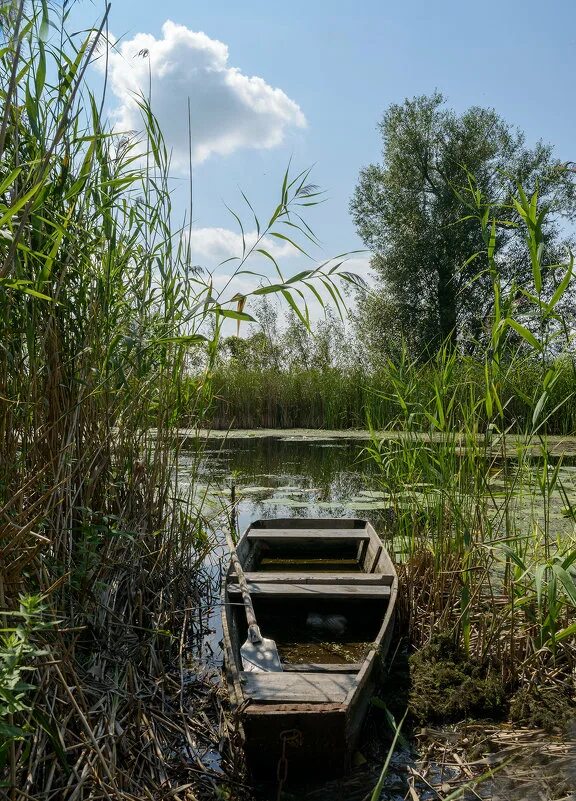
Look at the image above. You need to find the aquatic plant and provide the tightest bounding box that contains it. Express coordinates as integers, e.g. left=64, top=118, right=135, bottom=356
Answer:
left=0, top=2, right=349, bottom=795
left=365, top=178, right=576, bottom=715
left=204, top=354, right=576, bottom=433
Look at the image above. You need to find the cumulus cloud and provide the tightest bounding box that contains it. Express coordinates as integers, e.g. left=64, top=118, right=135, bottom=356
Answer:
left=188, top=226, right=295, bottom=266
left=99, top=21, right=306, bottom=167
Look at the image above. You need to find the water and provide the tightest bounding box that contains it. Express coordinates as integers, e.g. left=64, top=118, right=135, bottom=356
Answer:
left=183, top=431, right=385, bottom=668
left=178, top=430, right=576, bottom=799
left=181, top=429, right=576, bottom=671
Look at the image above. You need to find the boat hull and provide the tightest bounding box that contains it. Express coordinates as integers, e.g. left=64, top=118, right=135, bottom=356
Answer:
left=221, top=518, right=397, bottom=778
left=243, top=703, right=348, bottom=777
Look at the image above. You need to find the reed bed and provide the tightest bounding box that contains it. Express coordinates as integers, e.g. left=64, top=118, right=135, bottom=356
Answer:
left=363, top=190, right=576, bottom=791
left=0, top=3, right=345, bottom=797
left=1, top=3, right=574, bottom=800
left=206, top=356, right=576, bottom=434
left=368, top=363, right=576, bottom=724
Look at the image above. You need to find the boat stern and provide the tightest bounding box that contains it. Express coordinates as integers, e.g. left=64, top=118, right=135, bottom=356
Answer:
left=242, top=702, right=348, bottom=777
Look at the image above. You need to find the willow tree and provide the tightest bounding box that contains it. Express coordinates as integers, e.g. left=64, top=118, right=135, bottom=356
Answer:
left=350, top=92, right=576, bottom=355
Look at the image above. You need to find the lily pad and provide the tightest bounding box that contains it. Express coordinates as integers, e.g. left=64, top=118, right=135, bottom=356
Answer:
left=345, top=501, right=394, bottom=510
left=263, top=498, right=313, bottom=509
left=238, top=486, right=274, bottom=494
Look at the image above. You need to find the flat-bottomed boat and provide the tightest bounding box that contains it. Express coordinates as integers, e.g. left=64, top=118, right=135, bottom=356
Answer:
left=221, top=517, right=398, bottom=776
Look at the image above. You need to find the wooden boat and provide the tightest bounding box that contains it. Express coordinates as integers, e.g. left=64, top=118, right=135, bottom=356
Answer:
left=221, top=517, right=397, bottom=776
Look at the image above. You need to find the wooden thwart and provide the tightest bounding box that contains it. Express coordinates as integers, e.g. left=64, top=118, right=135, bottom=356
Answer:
left=241, top=671, right=356, bottom=703
left=283, top=663, right=361, bottom=673
left=247, top=528, right=369, bottom=542
left=244, top=571, right=393, bottom=585
left=227, top=582, right=391, bottom=599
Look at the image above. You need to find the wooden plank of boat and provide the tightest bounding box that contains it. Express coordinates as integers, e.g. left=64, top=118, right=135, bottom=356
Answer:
left=282, top=663, right=361, bottom=673
left=247, top=528, right=369, bottom=542
left=243, top=571, right=393, bottom=585
left=241, top=671, right=356, bottom=703
left=251, top=518, right=368, bottom=530
left=227, top=581, right=391, bottom=599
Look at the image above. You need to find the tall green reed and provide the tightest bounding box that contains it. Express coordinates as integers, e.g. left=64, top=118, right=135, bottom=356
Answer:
left=0, top=2, right=351, bottom=794
left=204, top=356, right=576, bottom=432
left=365, top=178, right=576, bottom=690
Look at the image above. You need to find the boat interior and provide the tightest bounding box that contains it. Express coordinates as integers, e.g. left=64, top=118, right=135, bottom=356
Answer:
left=227, top=519, right=395, bottom=676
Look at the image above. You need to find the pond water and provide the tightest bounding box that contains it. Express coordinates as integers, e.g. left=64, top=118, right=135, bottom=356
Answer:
left=180, top=429, right=576, bottom=666
left=177, top=430, right=576, bottom=799
left=182, top=431, right=385, bottom=667
left=181, top=429, right=576, bottom=555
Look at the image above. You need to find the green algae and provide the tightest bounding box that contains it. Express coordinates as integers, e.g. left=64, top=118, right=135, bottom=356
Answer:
left=510, top=682, right=575, bottom=731
left=408, top=635, right=506, bottom=723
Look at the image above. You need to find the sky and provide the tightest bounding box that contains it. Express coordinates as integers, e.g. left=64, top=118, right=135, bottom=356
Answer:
left=69, top=0, right=576, bottom=320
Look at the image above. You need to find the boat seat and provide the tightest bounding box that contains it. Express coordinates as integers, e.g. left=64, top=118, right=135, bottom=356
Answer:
left=283, top=663, right=361, bottom=673
left=243, top=571, right=394, bottom=586
left=247, top=528, right=369, bottom=542
left=241, top=671, right=356, bottom=703
left=227, top=581, right=391, bottom=599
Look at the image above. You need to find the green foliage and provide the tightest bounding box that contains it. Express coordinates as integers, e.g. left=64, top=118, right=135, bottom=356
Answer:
left=0, top=2, right=352, bottom=794
left=205, top=355, right=576, bottom=433
left=0, top=596, right=50, bottom=782
left=350, top=92, right=576, bottom=355
left=362, top=180, right=576, bottom=710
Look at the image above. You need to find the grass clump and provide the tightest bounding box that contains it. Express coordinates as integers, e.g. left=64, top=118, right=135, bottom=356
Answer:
left=408, top=634, right=506, bottom=723
left=509, top=682, right=575, bottom=731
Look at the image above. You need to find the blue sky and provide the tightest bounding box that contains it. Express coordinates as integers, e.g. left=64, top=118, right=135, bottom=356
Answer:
left=71, top=0, right=576, bottom=310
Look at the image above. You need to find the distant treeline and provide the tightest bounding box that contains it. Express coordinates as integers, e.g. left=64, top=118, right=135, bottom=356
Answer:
left=202, top=359, right=576, bottom=434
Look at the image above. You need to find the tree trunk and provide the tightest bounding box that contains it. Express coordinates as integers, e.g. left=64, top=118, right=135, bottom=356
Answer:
left=437, top=264, right=457, bottom=348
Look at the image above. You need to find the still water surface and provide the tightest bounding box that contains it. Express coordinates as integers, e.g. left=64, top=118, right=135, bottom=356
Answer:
left=178, top=430, right=575, bottom=799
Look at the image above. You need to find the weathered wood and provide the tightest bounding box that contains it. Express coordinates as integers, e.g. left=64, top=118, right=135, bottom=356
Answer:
left=241, top=671, right=356, bottom=703
left=258, top=558, right=359, bottom=571
left=247, top=528, right=370, bottom=542
left=283, top=663, right=361, bottom=673
left=251, top=517, right=367, bottom=531
left=243, top=571, right=394, bottom=585
left=227, top=581, right=391, bottom=599
left=245, top=702, right=344, bottom=714
left=369, top=544, right=383, bottom=574
left=242, top=703, right=347, bottom=778
left=358, top=537, right=370, bottom=568
left=345, top=650, right=380, bottom=748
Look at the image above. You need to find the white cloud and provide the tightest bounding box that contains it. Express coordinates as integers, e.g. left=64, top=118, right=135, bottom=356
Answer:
left=188, top=226, right=295, bottom=266
left=100, top=21, right=306, bottom=167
